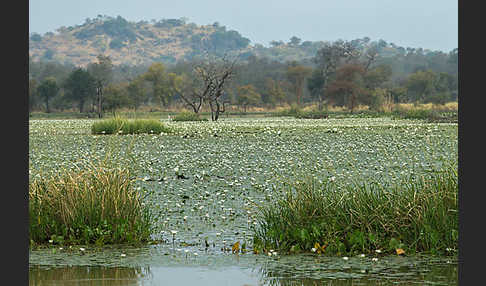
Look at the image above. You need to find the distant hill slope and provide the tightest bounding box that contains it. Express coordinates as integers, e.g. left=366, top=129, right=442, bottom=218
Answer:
left=29, top=15, right=454, bottom=67
left=29, top=15, right=255, bottom=66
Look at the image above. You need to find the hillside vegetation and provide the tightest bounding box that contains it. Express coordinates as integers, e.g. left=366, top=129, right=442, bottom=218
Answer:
left=29, top=15, right=252, bottom=66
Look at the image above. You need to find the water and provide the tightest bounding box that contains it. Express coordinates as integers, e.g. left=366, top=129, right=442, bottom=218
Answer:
left=29, top=118, right=458, bottom=285
left=29, top=245, right=457, bottom=285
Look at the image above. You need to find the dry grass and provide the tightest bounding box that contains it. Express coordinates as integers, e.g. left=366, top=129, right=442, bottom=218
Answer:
left=29, top=163, right=152, bottom=245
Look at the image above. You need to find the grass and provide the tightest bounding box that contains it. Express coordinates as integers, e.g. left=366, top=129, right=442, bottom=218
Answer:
left=91, top=117, right=171, bottom=135
left=390, top=107, right=458, bottom=123
left=172, top=111, right=208, bottom=122
left=29, top=162, right=153, bottom=246
left=273, top=105, right=329, bottom=119
left=253, top=164, right=458, bottom=256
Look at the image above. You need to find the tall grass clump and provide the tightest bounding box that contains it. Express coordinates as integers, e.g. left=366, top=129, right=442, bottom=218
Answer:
left=172, top=111, right=208, bottom=122
left=91, top=117, right=171, bottom=135
left=253, top=166, right=458, bottom=256
left=29, top=163, right=153, bottom=246
left=391, top=105, right=458, bottom=122
left=275, top=104, right=329, bottom=119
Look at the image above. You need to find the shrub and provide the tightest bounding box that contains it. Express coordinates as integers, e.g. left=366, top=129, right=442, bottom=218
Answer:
left=253, top=166, right=458, bottom=256
left=172, top=111, right=208, bottom=122
left=29, top=164, right=153, bottom=245
left=91, top=117, right=171, bottom=134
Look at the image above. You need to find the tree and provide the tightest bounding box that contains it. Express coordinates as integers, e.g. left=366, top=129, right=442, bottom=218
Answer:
left=64, top=68, right=97, bottom=113
left=29, top=79, right=38, bottom=115
left=311, top=40, right=361, bottom=110
left=126, top=76, right=148, bottom=111
left=142, top=62, right=172, bottom=108
left=103, top=83, right=131, bottom=115
left=405, top=70, right=437, bottom=103
left=87, top=55, right=113, bottom=118
left=307, top=69, right=326, bottom=109
left=286, top=63, right=312, bottom=106
left=192, top=54, right=237, bottom=121
left=363, top=64, right=392, bottom=90
left=289, top=36, right=301, bottom=46
left=326, top=64, right=368, bottom=113
left=236, top=84, right=261, bottom=112
left=37, top=77, right=59, bottom=113
left=176, top=73, right=205, bottom=113
left=263, top=78, right=286, bottom=107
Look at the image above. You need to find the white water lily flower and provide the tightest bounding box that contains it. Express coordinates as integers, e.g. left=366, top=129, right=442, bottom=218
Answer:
left=80, top=247, right=85, bottom=251
left=311, top=248, right=317, bottom=252
left=120, top=253, right=126, bottom=257
left=343, top=257, right=349, bottom=260
left=375, top=249, right=382, bottom=254
left=372, top=258, right=379, bottom=262
left=360, top=254, right=366, bottom=257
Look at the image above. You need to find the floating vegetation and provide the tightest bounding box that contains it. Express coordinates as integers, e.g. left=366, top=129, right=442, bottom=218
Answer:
left=29, top=117, right=457, bottom=254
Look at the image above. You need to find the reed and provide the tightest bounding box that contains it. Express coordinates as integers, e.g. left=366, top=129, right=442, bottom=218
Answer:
left=253, top=165, right=458, bottom=256
left=91, top=117, right=171, bottom=135
left=29, top=162, right=152, bottom=246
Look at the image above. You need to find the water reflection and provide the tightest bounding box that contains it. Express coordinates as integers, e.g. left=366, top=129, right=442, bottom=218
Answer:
left=29, top=265, right=151, bottom=286
left=29, top=258, right=458, bottom=286
left=258, top=255, right=458, bottom=286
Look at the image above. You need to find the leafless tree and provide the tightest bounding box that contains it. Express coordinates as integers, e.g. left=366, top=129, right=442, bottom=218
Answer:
left=190, top=52, right=237, bottom=121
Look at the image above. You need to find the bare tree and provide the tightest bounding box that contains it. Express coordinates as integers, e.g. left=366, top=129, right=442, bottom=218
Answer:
left=177, top=73, right=206, bottom=114
left=191, top=53, right=237, bottom=121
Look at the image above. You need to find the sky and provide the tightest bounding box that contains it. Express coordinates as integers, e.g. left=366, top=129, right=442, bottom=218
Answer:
left=29, top=0, right=458, bottom=52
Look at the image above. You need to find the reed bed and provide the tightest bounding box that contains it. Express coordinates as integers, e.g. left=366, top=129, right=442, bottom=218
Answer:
left=253, top=165, right=458, bottom=256
left=29, top=163, right=152, bottom=245
left=91, top=117, right=171, bottom=135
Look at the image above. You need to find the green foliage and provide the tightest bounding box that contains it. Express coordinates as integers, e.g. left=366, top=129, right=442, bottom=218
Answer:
left=391, top=106, right=457, bottom=123
left=91, top=117, right=172, bottom=135
left=237, top=84, right=261, bottom=112
left=275, top=105, right=328, bottom=119
left=30, top=33, right=42, bottom=42
left=37, top=77, right=59, bottom=113
left=172, top=111, right=208, bottom=122
left=29, top=164, right=153, bottom=245
left=253, top=165, right=458, bottom=256
left=75, top=15, right=137, bottom=44
left=63, top=68, right=97, bottom=113
left=103, top=83, right=131, bottom=113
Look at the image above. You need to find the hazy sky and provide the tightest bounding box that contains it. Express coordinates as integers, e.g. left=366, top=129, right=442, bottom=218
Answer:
left=29, top=0, right=457, bottom=52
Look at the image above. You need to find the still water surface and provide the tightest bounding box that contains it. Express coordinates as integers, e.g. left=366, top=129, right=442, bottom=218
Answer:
left=29, top=245, right=457, bottom=285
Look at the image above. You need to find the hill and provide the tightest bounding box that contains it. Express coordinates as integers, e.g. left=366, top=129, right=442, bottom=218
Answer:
left=29, top=15, right=457, bottom=69
left=29, top=15, right=254, bottom=66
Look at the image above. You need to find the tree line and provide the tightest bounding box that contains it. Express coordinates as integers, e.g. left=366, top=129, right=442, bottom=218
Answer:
left=29, top=38, right=458, bottom=120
